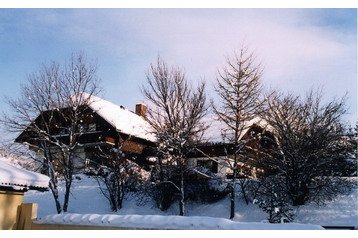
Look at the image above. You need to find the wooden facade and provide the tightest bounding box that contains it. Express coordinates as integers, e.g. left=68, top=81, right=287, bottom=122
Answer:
left=189, top=123, right=277, bottom=178
left=15, top=105, right=156, bottom=171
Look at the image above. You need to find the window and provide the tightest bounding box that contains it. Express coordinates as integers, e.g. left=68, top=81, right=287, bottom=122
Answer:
left=78, top=124, right=87, bottom=133
left=59, top=127, right=69, bottom=135
left=260, top=135, right=274, bottom=149
left=197, top=160, right=218, bottom=173
left=85, top=159, right=90, bottom=167
left=88, top=123, right=96, bottom=132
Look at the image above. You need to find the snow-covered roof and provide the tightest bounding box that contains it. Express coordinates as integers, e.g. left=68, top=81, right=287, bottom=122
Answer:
left=205, top=116, right=274, bottom=143
left=0, top=158, right=50, bottom=191
left=86, top=94, right=156, bottom=143
left=238, top=117, right=273, bottom=141
left=36, top=213, right=323, bottom=230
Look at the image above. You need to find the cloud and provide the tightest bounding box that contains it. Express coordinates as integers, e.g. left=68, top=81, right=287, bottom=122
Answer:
left=99, top=9, right=355, bottom=121
left=2, top=9, right=356, bottom=125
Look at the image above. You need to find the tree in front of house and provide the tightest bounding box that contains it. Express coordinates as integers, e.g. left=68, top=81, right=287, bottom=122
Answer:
left=142, top=58, right=208, bottom=216
left=259, top=89, right=355, bottom=208
left=212, top=47, right=265, bottom=219
left=2, top=53, right=101, bottom=213
left=93, top=137, right=149, bottom=212
left=338, top=120, right=358, bottom=177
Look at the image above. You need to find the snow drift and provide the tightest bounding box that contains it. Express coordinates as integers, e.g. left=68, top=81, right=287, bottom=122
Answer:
left=36, top=213, right=323, bottom=230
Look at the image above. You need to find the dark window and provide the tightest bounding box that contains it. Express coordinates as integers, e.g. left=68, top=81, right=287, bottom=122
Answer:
left=78, top=124, right=87, bottom=133
left=59, top=128, right=68, bottom=135
left=260, top=135, right=274, bottom=149
left=88, top=123, right=96, bottom=132
left=197, top=160, right=218, bottom=173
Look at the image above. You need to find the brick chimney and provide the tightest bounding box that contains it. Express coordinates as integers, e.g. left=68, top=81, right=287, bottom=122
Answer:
left=135, top=103, right=147, bottom=117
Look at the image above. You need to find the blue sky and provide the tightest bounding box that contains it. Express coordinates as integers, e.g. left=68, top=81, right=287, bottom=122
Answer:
left=0, top=9, right=356, bottom=139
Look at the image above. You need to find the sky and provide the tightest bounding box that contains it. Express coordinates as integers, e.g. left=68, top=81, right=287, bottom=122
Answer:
left=0, top=8, right=357, bottom=140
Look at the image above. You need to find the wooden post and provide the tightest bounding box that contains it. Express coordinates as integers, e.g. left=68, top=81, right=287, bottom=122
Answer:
left=15, top=203, right=38, bottom=230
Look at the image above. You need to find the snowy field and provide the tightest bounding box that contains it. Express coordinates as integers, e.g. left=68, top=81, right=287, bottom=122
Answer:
left=23, top=174, right=358, bottom=228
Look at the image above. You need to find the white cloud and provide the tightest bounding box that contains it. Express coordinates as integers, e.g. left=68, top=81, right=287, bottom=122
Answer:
left=22, top=9, right=358, bottom=124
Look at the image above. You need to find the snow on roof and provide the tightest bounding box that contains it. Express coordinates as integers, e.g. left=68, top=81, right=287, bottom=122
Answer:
left=0, top=158, right=49, bottom=191
left=85, top=94, right=156, bottom=143
left=205, top=116, right=274, bottom=143
left=238, top=117, right=273, bottom=141
left=36, top=213, right=323, bottom=230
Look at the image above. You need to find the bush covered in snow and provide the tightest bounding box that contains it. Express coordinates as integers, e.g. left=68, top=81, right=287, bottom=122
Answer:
left=249, top=174, right=357, bottom=223
left=252, top=176, right=294, bottom=223
left=143, top=165, right=229, bottom=211
left=89, top=147, right=150, bottom=212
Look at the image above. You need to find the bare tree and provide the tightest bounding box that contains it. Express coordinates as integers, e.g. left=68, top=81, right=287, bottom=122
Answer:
left=94, top=136, right=149, bottom=212
left=92, top=144, right=126, bottom=212
left=213, top=47, right=264, bottom=219
left=260, top=89, right=355, bottom=206
left=142, top=58, right=208, bottom=216
left=2, top=53, right=101, bottom=213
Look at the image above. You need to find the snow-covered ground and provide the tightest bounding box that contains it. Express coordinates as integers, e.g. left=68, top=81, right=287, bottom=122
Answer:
left=23, top=174, right=358, bottom=229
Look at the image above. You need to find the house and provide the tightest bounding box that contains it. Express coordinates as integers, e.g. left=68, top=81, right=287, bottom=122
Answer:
left=14, top=94, right=277, bottom=178
left=0, top=158, right=49, bottom=229
left=188, top=118, right=277, bottom=178
left=15, top=94, right=157, bottom=171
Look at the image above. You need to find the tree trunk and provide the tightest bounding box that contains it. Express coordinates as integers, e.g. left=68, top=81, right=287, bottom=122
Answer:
left=110, top=195, right=117, bottom=212
left=63, top=181, right=72, bottom=212
left=239, top=179, right=250, bottom=205
left=108, top=179, right=116, bottom=211
left=179, top=166, right=185, bottom=216
left=291, top=183, right=309, bottom=206
left=44, top=145, right=62, bottom=214
left=49, top=180, right=62, bottom=214
left=63, top=153, right=72, bottom=212
left=118, top=180, right=124, bottom=210
left=229, top=183, right=235, bottom=219
left=158, top=154, right=164, bottom=182
left=230, top=152, right=238, bottom=219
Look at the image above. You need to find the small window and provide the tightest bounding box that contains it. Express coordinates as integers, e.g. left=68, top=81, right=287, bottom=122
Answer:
left=250, top=130, right=257, bottom=137
left=59, top=127, right=69, bottom=135
left=78, top=124, right=87, bottom=133
left=197, top=160, right=218, bottom=173
left=88, top=123, right=96, bottom=132
left=260, top=135, right=273, bottom=149
left=85, top=159, right=90, bottom=167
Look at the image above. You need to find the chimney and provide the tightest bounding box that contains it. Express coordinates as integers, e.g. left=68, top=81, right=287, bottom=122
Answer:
left=135, top=103, right=147, bottom=117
